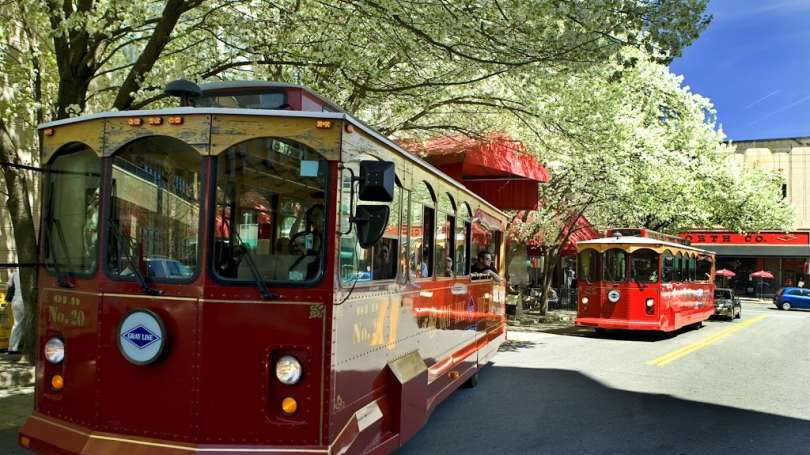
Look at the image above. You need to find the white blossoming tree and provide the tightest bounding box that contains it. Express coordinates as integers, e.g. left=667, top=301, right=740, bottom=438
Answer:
left=505, top=53, right=793, bottom=313
left=1, top=0, right=715, bottom=355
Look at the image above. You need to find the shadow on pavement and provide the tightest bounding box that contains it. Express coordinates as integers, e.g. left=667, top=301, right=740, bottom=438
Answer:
left=498, top=340, right=541, bottom=352
left=540, top=325, right=700, bottom=342
left=766, top=307, right=810, bottom=313
left=0, top=392, right=32, bottom=455
left=398, top=367, right=810, bottom=455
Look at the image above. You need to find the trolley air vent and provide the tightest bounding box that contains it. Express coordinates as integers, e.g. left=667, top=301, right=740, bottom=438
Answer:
left=164, top=79, right=202, bottom=106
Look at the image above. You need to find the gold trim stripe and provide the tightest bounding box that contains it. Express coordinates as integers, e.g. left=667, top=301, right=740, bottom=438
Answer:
left=103, top=293, right=198, bottom=302
left=30, top=415, right=329, bottom=453
left=200, top=299, right=320, bottom=306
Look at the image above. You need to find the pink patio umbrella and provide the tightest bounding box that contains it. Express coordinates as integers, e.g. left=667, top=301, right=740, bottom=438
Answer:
left=715, top=268, right=736, bottom=288
left=749, top=270, right=774, bottom=279
left=749, top=270, right=774, bottom=298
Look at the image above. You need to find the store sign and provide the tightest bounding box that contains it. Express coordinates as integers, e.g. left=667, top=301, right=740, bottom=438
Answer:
left=681, top=232, right=809, bottom=245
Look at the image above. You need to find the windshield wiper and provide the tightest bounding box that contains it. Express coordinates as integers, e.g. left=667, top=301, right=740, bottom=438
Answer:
left=108, top=221, right=161, bottom=296
left=230, top=229, right=278, bottom=300
left=43, top=217, right=73, bottom=288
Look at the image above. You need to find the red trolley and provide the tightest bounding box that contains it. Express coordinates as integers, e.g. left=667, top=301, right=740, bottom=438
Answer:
left=19, top=81, right=508, bottom=454
left=575, top=230, right=715, bottom=332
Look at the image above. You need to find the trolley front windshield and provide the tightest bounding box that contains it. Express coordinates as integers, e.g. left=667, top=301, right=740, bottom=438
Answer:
left=212, top=137, right=328, bottom=284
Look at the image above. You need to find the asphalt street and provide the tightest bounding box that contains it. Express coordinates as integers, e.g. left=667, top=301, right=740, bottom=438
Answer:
left=3, top=302, right=809, bottom=454
left=399, top=301, right=810, bottom=454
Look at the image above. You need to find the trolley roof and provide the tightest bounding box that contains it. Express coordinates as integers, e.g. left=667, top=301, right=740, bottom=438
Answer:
left=38, top=107, right=507, bottom=219
left=577, top=235, right=715, bottom=256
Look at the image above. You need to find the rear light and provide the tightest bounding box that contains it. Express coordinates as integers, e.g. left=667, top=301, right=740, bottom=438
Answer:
left=645, top=298, right=655, bottom=315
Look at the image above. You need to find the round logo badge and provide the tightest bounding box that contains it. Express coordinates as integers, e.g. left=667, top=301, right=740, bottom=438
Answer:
left=607, top=290, right=621, bottom=303
left=118, top=309, right=166, bottom=365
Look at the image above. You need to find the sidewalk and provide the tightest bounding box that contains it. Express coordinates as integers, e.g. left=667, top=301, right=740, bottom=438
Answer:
left=0, top=354, right=34, bottom=435
left=738, top=297, right=773, bottom=305
left=507, top=309, right=577, bottom=333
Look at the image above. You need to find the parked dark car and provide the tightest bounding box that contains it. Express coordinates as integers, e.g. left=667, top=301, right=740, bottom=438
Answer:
left=773, top=287, right=810, bottom=310
left=714, top=288, right=741, bottom=320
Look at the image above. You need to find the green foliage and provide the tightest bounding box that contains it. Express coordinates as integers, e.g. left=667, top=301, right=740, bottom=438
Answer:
left=507, top=50, right=793, bottom=254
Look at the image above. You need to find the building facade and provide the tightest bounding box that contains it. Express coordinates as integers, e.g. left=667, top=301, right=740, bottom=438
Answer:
left=681, top=136, right=810, bottom=296
left=730, top=136, right=810, bottom=228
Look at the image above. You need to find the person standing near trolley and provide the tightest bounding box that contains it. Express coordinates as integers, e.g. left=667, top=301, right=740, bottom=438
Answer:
left=5, top=268, right=24, bottom=354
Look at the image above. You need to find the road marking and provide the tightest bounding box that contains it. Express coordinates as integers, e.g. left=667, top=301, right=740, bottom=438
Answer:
left=647, top=315, right=767, bottom=366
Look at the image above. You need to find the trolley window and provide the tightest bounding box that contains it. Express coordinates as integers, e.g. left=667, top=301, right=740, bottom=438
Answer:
left=456, top=202, right=472, bottom=276
left=435, top=193, right=455, bottom=278
left=107, top=137, right=202, bottom=281
left=697, top=257, right=712, bottom=281
left=631, top=249, right=659, bottom=283
left=577, top=249, right=600, bottom=283
left=602, top=249, right=627, bottom=282
left=662, top=250, right=675, bottom=283
left=339, top=158, right=401, bottom=283
left=409, top=181, right=435, bottom=279
left=472, top=222, right=498, bottom=269
left=688, top=256, right=696, bottom=281
left=212, top=137, right=327, bottom=283
left=676, top=253, right=687, bottom=282
left=44, top=145, right=101, bottom=275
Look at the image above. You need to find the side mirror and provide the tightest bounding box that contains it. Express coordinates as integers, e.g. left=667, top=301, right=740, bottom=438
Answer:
left=354, top=205, right=390, bottom=248
left=358, top=161, right=395, bottom=202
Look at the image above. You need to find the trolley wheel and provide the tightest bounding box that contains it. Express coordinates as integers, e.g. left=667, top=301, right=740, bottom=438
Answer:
left=693, top=321, right=703, bottom=329
left=782, top=302, right=791, bottom=311
left=594, top=328, right=606, bottom=335
left=461, top=372, right=479, bottom=389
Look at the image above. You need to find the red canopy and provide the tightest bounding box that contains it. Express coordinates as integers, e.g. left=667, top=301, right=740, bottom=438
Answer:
left=750, top=270, right=774, bottom=279
left=715, top=269, right=736, bottom=277
left=561, top=216, right=601, bottom=255
left=406, top=133, right=549, bottom=210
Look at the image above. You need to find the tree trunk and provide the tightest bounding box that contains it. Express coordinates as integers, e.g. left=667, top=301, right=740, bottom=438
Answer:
left=538, top=249, right=560, bottom=316
left=0, top=144, right=39, bottom=360
left=55, top=73, right=93, bottom=119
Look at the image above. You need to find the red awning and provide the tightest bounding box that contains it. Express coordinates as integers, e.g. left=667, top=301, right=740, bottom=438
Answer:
left=561, top=216, right=601, bottom=256
left=407, top=133, right=549, bottom=210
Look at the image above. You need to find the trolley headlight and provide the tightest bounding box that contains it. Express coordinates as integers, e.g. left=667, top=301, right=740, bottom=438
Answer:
left=581, top=297, right=589, bottom=304
left=645, top=298, right=654, bottom=308
left=44, top=338, right=65, bottom=364
left=275, top=355, right=302, bottom=385
left=645, top=298, right=655, bottom=315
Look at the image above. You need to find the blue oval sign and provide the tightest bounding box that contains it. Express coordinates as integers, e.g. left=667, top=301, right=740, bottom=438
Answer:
left=118, top=309, right=166, bottom=365
left=607, top=290, right=621, bottom=303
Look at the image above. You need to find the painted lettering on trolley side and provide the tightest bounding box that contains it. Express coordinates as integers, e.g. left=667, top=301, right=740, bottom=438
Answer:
left=351, top=300, right=400, bottom=351
left=48, top=294, right=87, bottom=327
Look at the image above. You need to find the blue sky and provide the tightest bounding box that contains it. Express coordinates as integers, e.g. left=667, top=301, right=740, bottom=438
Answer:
left=669, top=0, right=810, bottom=141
